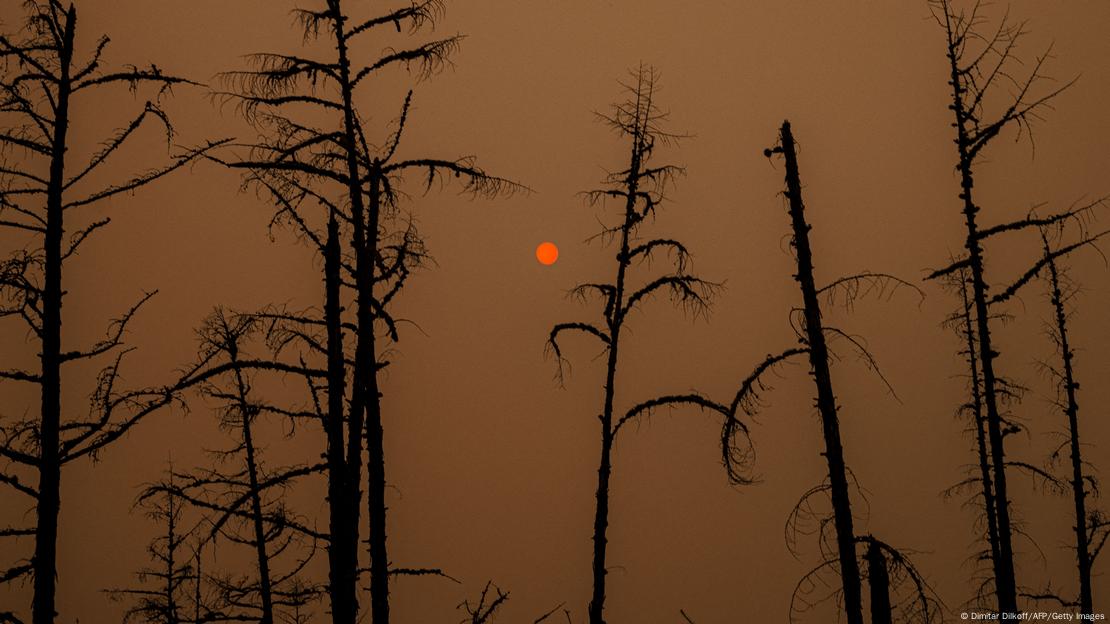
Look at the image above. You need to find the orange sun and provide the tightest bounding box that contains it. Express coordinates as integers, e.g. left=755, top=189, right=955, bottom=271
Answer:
left=536, top=241, right=559, bottom=265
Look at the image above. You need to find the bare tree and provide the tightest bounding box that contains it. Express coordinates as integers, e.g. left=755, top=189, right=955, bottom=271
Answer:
left=456, top=582, right=509, bottom=624
left=1028, top=226, right=1107, bottom=615
left=106, top=474, right=199, bottom=624
left=940, top=267, right=1004, bottom=607
left=764, top=121, right=934, bottom=624
left=547, top=65, right=742, bottom=624
left=766, top=119, right=863, bottom=624
left=211, top=2, right=522, bottom=622
left=927, top=1, right=1107, bottom=613
left=146, top=309, right=324, bottom=624
left=0, top=3, right=224, bottom=622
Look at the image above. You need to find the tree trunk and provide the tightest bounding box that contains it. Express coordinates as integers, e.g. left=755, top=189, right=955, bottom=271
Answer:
left=587, top=139, right=639, bottom=624
left=866, top=539, right=892, bottom=624
left=33, top=9, right=75, bottom=624
left=235, top=361, right=274, bottom=624
left=588, top=353, right=616, bottom=624
left=323, top=213, right=356, bottom=624
left=194, top=543, right=203, bottom=624
left=958, top=277, right=1002, bottom=576
left=944, top=41, right=1019, bottom=615
left=363, top=171, right=391, bottom=624
left=330, top=4, right=372, bottom=619
left=777, top=120, right=864, bottom=624
left=167, top=490, right=181, bottom=624
left=1043, top=243, right=1092, bottom=615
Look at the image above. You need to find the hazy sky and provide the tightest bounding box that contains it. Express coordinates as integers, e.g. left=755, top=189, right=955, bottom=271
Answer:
left=2, top=1, right=1110, bottom=622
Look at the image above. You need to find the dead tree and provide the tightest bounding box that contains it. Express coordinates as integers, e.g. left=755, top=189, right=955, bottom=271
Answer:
left=764, top=121, right=934, bottom=624
left=766, top=119, right=863, bottom=624
left=106, top=474, right=198, bottom=624
left=1032, top=227, right=1107, bottom=615
left=927, top=1, right=1107, bottom=613
left=940, top=268, right=1003, bottom=605
left=456, top=582, right=509, bottom=624
left=860, top=535, right=940, bottom=624
left=146, top=309, right=324, bottom=624
left=0, top=3, right=224, bottom=622
left=866, top=539, right=893, bottom=624
left=212, top=2, right=522, bottom=622
left=547, top=66, right=739, bottom=624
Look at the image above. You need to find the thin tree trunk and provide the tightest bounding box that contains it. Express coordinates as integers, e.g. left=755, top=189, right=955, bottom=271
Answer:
left=944, top=41, right=1019, bottom=614
left=588, top=348, right=617, bottom=624
left=1043, top=242, right=1093, bottom=615
left=323, top=212, right=355, bottom=623
left=588, top=138, right=639, bottom=624
left=194, top=544, right=203, bottom=624
left=363, top=169, right=390, bottom=624
left=958, top=277, right=1002, bottom=575
left=866, top=539, right=892, bottom=624
left=32, top=9, right=75, bottom=624
left=167, top=486, right=181, bottom=624
left=232, top=361, right=274, bottom=624
left=777, top=120, right=864, bottom=624
left=329, top=3, right=371, bottom=619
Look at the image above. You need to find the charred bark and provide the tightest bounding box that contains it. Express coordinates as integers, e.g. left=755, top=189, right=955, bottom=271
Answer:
left=773, top=120, right=863, bottom=624
left=30, top=9, right=75, bottom=624
left=1040, top=234, right=1093, bottom=615
left=866, top=539, right=893, bottom=624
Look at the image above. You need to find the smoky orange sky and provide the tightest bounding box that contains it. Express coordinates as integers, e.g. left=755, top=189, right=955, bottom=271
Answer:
left=2, top=1, right=1110, bottom=622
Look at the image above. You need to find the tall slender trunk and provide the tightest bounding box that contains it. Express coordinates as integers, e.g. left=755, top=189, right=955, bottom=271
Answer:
left=945, top=42, right=1019, bottom=615
left=958, top=277, right=1002, bottom=575
left=362, top=170, right=390, bottom=624
left=167, top=490, right=181, bottom=624
left=232, top=360, right=274, bottom=624
left=866, top=539, right=892, bottom=624
left=587, top=140, right=639, bottom=624
left=33, top=8, right=75, bottom=624
left=323, top=212, right=355, bottom=623
left=777, top=120, right=864, bottom=624
left=588, top=339, right=618, bottom=624
left=330, top=2, right=376, bottom=619
left=1043, top=242, right=1093, bottom=615
left=194, top=543, right=203, bottom=624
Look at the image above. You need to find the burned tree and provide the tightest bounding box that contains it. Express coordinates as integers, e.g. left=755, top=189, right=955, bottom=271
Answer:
left=763, top=121, right=934, bottom=624
left=547, top=66, right=741, bottom=624
left=940, top=267, right=1004, bottom=605
left=212, top=2, right=522, bottom=622
left=928, top=1, right=1107, bottom=613
left=0, top=3, right=223, bottom=622
left=106, top=475, right=199, bottom=624
left=145, top=309, right=324, bottom=624
left=766, top=120, right=862, bottom=624
left=456, top=582, right=510, bottom=624
left=1031, top=226, right=1107, bottom=615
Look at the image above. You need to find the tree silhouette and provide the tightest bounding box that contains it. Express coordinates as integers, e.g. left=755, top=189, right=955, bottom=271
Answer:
left=146, top=309, right=324, bottom=624
left=456, top=582, right=509, bottom=624
left=927, top=1, right=1107, bottom=613
left=0, top=3, right=223, bottom=622
left=940, top=267, right=1004, bottom=607
left=1029, top=226, right=1107, bottom=614
left=106, top=474, right=200, bottom=624
left=547, top=65, right=741, bottom=624
left=212, top=2, right=522, bottom=621
left=764, top=121, right=934, bottom=624
left=767, top=119, right=863, bottom=624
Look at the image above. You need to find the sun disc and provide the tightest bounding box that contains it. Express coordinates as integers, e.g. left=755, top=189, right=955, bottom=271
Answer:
left=536, top=241, right=559, bottom=265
